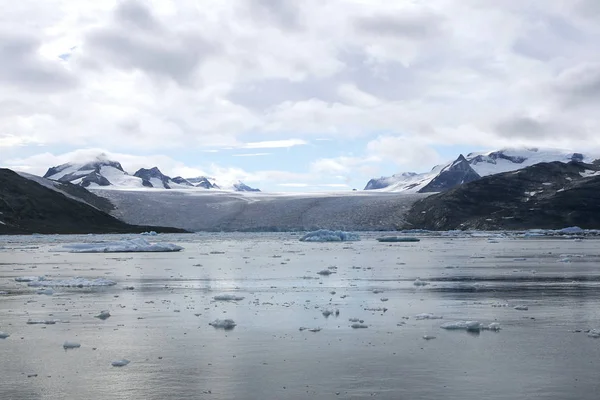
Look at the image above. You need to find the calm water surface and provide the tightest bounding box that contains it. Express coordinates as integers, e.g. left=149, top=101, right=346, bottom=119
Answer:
left=1, top=232, right=600, bottom=399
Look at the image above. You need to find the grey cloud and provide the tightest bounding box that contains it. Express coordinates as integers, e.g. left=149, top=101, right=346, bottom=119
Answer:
left=247, top=0, right=302, bottom=30
left=354, top=11, right=442, bottom=39
left=554, top=63, right=600, bottom=106
left=493, top=115, right=567, bottom=139
left=83, top=1, right=212, bottom=84
left=114, top=0, right=161, bottom=31
left=0, top=33, right=77, bottom=92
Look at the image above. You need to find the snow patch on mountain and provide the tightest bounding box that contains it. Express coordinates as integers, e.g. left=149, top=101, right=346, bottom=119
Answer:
left=42, top=155, right=261, bottom=192
left=365, top=148, right=600, bottom=193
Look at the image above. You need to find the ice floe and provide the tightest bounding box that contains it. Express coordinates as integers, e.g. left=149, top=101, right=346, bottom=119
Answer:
left=376, top=236, right=420, bottom=243
left=27, top=278, right=116, bottom=288
left=422, top=335, right=436, bottom=340
left=62, top=238, right=183, bottom=253
left=95, top=310, right=111, bottom=320
left=299, top=327, right=322, bottom=332
left=317, top=269, right=333, bottom=276
left=299, top=229, right=360, bottom=242
left=587, top=329, right=600, bottom=338
left=111, top=359, right=130, bottom=367
left=213, top=294, right=245, bottom=301
left=415, top=313, right=443, bottom=320
left=37, top=288, right=54, bottom=295
left=15, top=276, right=44, bottom=283
left=209, top=319, right=236, bottom=329
left=63, top=341, right=81, bottom=349
left=27, top=319, right=57, bottom=325
left=351, top=323, right=368, bottom=329
left=0, top=331, right=10, bottom=339
left=413, top=278, right=429, bottom=287
left=440, top=321, right=483, bottom=332
left=514, top=305, right=528, bottom=311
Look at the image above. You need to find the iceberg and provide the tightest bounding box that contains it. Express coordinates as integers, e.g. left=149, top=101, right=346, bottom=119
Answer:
left=63, top=341, right=81, bottom=349
left=0, top=331, right=10, bottom=339
left=27, top=319, right=57, bottom=325
left=299, top=229, right=360, bottom=242
left=15, top=276, right=44, bottom=283
left=27, top=278, right=116, bottom=288
left=588, top=329, right=600, bottom=338
left=62, top=238, right=183, bottom=253
left=351, top=323, right=368, bottom=329
left=209, top=319, right=236, bottom=329
left=413, top=278, right=429, bottom=287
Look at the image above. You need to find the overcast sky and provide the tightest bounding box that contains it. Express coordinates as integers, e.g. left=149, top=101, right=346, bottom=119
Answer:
left=1, top=0, right=600, bottom=191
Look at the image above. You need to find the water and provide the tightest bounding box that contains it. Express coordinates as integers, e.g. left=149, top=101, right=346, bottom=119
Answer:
left=1, top=233, right=600, bottom=399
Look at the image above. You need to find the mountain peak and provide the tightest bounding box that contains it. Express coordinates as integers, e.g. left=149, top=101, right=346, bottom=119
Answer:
left=133, top=167, right=171, bottom=189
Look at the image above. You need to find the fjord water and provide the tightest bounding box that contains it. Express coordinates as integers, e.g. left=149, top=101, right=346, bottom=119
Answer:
left=1, top=233, right=600, bottom=400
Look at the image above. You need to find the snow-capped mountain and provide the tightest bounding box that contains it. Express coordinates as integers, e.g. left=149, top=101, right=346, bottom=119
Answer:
left=42, top=155, right=261, bottom=192
left=364, top=148, right=599, bottom=193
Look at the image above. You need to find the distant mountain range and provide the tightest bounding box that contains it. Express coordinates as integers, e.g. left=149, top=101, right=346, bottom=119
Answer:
left=364, top=148, right=598, bottom=193
left=42, top=155, right=261, bottom=192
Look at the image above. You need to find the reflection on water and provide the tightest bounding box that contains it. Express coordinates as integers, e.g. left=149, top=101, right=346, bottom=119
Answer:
left=1, top=233, right=600, bottom=399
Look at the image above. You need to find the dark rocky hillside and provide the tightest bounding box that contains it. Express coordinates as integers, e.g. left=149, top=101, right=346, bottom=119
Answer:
left=402, top=161, right=600, bottom=230
left=0, top=169, right=186, bottom=234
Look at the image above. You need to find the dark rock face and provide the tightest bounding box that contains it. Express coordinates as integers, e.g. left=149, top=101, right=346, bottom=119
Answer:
left=80, top=172, right=111, bottom=187
left=133, top=167, right=171, bottom=189
left=233, top=182, right=261, bottom=192
left=187, top=177, right=217, bottom=189
left=172, top=177, right=193, bottom=186
left=0, top=168, right=186, bottom=234
left=418, top=155, right=481, bottom=193
left=44, top=159, right=126, bottom=187
left=403, top=161, right=600, bottom=230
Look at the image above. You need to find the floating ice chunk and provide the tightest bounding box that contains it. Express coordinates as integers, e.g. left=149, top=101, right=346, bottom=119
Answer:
left=351, top=323, right=368, bottom=329
left=213, top=294, right=245, bottom=301
left=28, top=278, right=116, bottom=288
left=422, top=335, right=436, bottom=340
left=322, top=309, right=334, bottom=317
left=588, top=329, right=600, bottom=338
left=299, top=327, right=322, bottom=332
left=15, top=276, right=44, bottom=283
left=209, top=319, right=236, bottom=329
left=483, top=323, right=501, bottom=331
left=0, top=331, right=10, bottom=339
left=63, top=238, right=183, bottom=253
left=440, top=321, right=482, bottom=332
left=514, top=305, right=528, bottom=311
left=415, top=313, right=443, bottom=320
left=317, top=269, right=333, bottom=276
left=348, top=318, right=363, bottom=323
left=413, top=279, right=429, bottom=287
left=0, top=291, right=7, bottom=295
left=559, top=226, right=584, bottom=234
left=63, top=341, right=81, bottom=349
left=140, top=231, right=158, bottom=236
left=372, top=289, right=384, bottom=294
left=376, top=236, right=420, bottom=243
left=37, top=288, right=54, bottom=295
left=300, top=229, right=360, bottom=242
left=27, top=319, right=56, bottom=325
left=111, top=359, right=130, bottom=367
left=95, top=310, right=111, bottom=320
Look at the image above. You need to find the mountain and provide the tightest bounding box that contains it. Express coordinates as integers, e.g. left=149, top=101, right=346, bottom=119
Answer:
left=133, top=167, right=173, bottom=189
left=0, top=168, right=187, bottom=234
left=402, top=161, right=600, bottom=230
left=187, top=176, right=219, bottom=189
left=43, top=156, right=261, bottom=192
left=365, top=148, right=599, bottom=193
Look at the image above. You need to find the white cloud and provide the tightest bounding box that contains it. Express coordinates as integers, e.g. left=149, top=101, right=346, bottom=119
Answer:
left=241, top=139, right=307, bottom=149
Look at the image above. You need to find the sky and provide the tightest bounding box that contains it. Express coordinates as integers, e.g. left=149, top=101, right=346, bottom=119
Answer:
left=1, top=0, right=600, bottom=192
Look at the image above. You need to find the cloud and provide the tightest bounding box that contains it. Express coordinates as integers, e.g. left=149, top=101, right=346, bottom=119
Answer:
left=242, top=139, right=307, bottom=149
left=0, top=31, right=77, bottom=91
left=232, top=153, right=271, bottom=157
left=366, top=136, right=442, bottom=169
left=553, top=63, right=600, bottom=106
left=354, top=9, right=443, bottom=40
